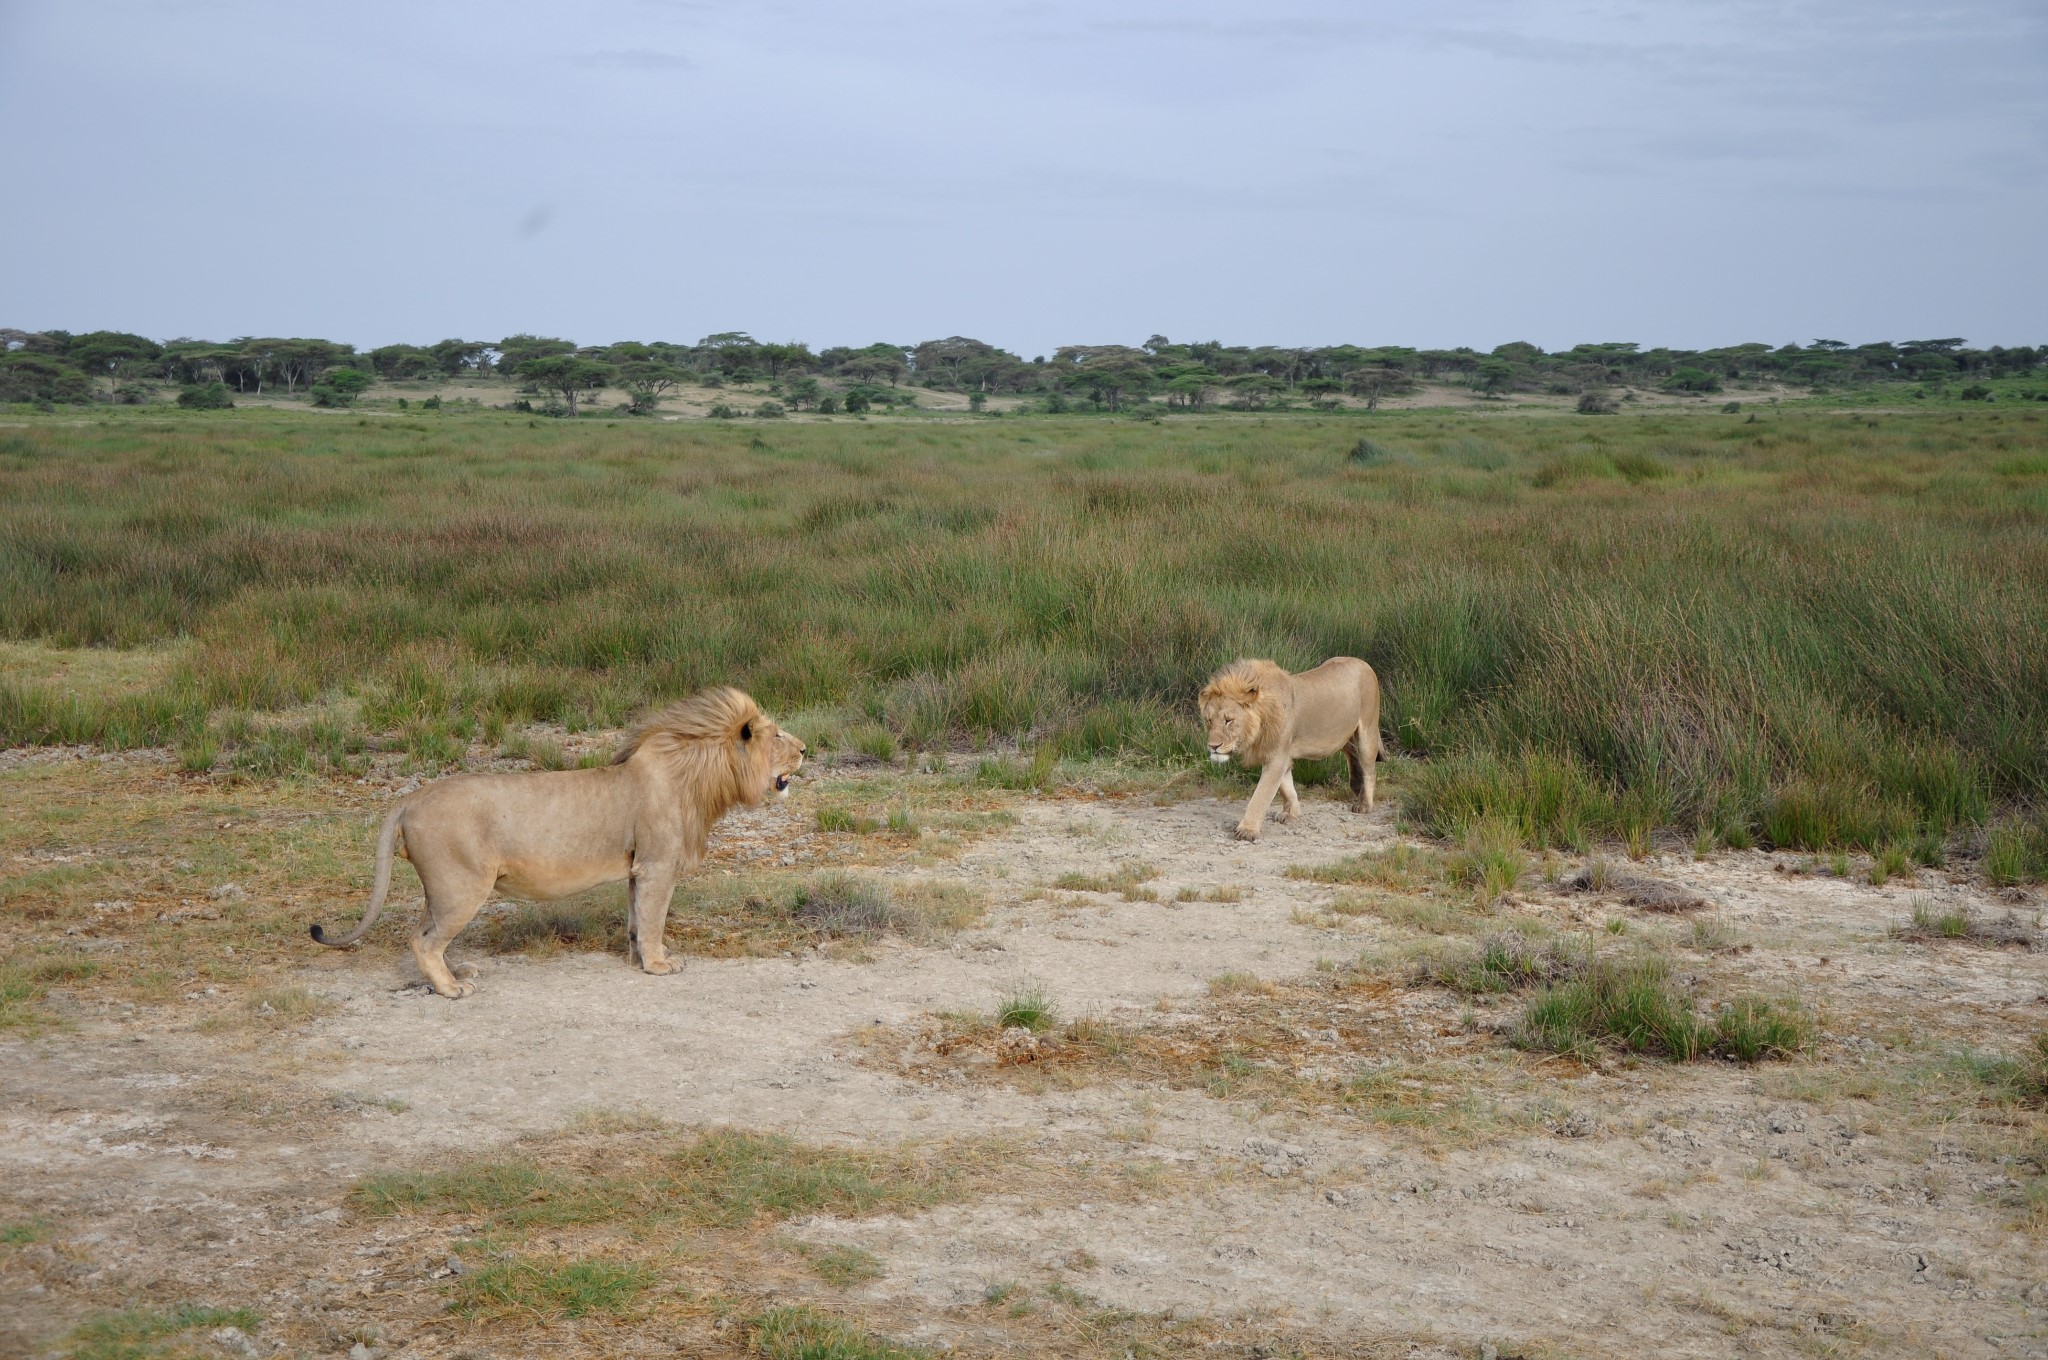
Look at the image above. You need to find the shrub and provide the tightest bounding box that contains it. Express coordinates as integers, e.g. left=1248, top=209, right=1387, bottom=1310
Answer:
left=310, top=368, right=372, bottom=408
left=707, top=403, right=741, bottom=419
left=1348, top=437, right=1391, bottom=464
left=1576, top=391, right=1618, bottom=415
left=176, top=381, right=233, bottom=410
left=754, top=401, right=787, bottom=419
left=790, top=874, right=896, bottom=938
left=1664, top=368, right=1722, bottom=394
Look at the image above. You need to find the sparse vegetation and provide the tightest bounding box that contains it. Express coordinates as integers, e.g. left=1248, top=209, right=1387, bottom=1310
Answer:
left=751, top=1306, right=926, bottom=1360
left=454, top=1255, right=653, bottom=1319
left=355, top=1128, right=956, bottom=1230
left=67, top=1305, right=263, bottom=1360
left=1895, top=894, right=2037, bottom=947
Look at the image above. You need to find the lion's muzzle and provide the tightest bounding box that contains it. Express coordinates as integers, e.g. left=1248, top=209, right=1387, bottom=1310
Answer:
left=775, top=773, right=792, bottom=795
left=1209, top=748, right=1231, bottom=765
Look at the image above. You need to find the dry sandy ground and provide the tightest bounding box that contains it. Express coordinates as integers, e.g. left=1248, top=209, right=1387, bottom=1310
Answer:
left=3, top=771, right=2045, bottom=1358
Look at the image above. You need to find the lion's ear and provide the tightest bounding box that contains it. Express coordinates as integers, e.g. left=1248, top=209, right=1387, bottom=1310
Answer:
left=740, top=722, right=752, bottom=743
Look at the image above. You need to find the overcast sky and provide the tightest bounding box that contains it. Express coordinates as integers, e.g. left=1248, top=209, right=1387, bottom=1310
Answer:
left=2, top=0, right=2042, bottom=355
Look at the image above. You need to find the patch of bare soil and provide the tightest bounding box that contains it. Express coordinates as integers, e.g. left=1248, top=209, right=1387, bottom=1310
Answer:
left=4, top=769, right=2046, bottom=1358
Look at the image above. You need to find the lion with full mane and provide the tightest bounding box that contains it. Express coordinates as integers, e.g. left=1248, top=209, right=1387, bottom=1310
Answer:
left=310, top=687, right=804, bottom=997
left=1198, top=657, right=1382, bottom=841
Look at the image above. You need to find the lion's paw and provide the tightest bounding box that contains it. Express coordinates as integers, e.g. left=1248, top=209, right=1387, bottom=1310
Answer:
left=451, top=961, right=480, bottom=981
left=1233, top=825, right=1261, bottom=843
left=641, top=958, right=682, bottom=976
left=433, top=980, right=476, bottom=999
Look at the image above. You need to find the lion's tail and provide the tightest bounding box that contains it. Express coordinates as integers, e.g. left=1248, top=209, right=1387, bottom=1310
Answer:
left=310, top=803, right=406, bottom=948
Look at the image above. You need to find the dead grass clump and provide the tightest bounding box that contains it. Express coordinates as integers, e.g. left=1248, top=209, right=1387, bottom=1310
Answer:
left=791, top=874, right=897, bottom=938
left=1286, top=844, right=1440, bottom=892
left=1206, top=971, right=1276, bottom=998
left=889, top=879, right=986, bottom=937
left=1560, top=865, right=1709, bottom=913
left=1174, top=883, right=1245, bottom=903
left=246, top=985, right=337, bottom=1023
left=1418, top=931, right=1585, bottom=995
left=1052, top=863, right=1159, bottom=902
left=1893, top=894, right=2037, bottom=948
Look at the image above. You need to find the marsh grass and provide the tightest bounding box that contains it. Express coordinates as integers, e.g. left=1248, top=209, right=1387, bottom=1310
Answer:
left=1, top=408, right=2042, bottom=858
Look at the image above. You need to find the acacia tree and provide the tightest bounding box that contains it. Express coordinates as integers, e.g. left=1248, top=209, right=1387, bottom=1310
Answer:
left=522, top=355, right=613, bottom=416
left=67, top=331, right=160, bottom=400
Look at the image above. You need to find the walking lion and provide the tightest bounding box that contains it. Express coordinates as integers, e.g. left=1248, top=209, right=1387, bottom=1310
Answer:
left=311, top=687, right=804, bottom=997
left=1198, top=657, right=1382, bottom=841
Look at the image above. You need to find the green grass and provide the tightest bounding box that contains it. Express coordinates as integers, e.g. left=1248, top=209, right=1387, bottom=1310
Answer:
left=750, top=1306, right=927, bottom=1360
left=1, top=1218, right=48, bottom=1245
left=453, top=1255, right=654, bottom=1319
left=806, top=1244, right=886, bottom=1287
left=67, top=1306, right=262, bottom=1360
left=3, top=407, right=2046, bottom=853
left=1514, top=956, right=1812, bottom=1063
left=995, top=985, right=1058, bottom=1033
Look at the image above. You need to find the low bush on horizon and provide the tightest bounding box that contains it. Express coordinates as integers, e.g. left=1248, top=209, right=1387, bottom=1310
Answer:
left=2, top=408, right=2045, bottom=869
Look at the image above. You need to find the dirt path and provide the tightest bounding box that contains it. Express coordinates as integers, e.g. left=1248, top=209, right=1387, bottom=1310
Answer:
left=4, top=783, right=2046, bottom=1358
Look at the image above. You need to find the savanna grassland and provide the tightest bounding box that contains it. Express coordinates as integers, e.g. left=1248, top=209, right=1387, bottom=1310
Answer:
left=4, top=403, right=2047, bottom=866
left=5, top=403, right=2048, bottom=1360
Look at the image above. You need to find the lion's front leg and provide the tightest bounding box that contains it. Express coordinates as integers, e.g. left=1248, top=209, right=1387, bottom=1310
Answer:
left=1235, top=762, right=1289, bottom=841
left=627, top=861, right=682, bottom=976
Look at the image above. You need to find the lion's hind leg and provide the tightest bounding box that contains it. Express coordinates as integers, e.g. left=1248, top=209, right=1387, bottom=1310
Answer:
left=408, top=865, right=495, bottom=999
left=1346, top=724, right=1377, bottom=813
left=1275, top=768, right=1303, bottom=823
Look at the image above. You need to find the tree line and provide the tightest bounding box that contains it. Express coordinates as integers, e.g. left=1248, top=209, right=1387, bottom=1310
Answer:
left=3, top=326, right=2043, bottom=413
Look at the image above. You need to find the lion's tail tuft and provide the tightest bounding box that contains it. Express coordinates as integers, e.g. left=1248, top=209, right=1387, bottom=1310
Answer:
left=310, top=803, right=407, bottom=949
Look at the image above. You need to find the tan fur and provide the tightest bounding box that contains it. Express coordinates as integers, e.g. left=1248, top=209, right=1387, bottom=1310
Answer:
left=1198, top=657, right=1382, bottom=841
left=310, top=687, right=805, bottom=997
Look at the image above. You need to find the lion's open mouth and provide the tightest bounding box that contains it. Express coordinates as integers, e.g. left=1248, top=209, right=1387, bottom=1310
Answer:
left=775, top=774, right=792, bottom=793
